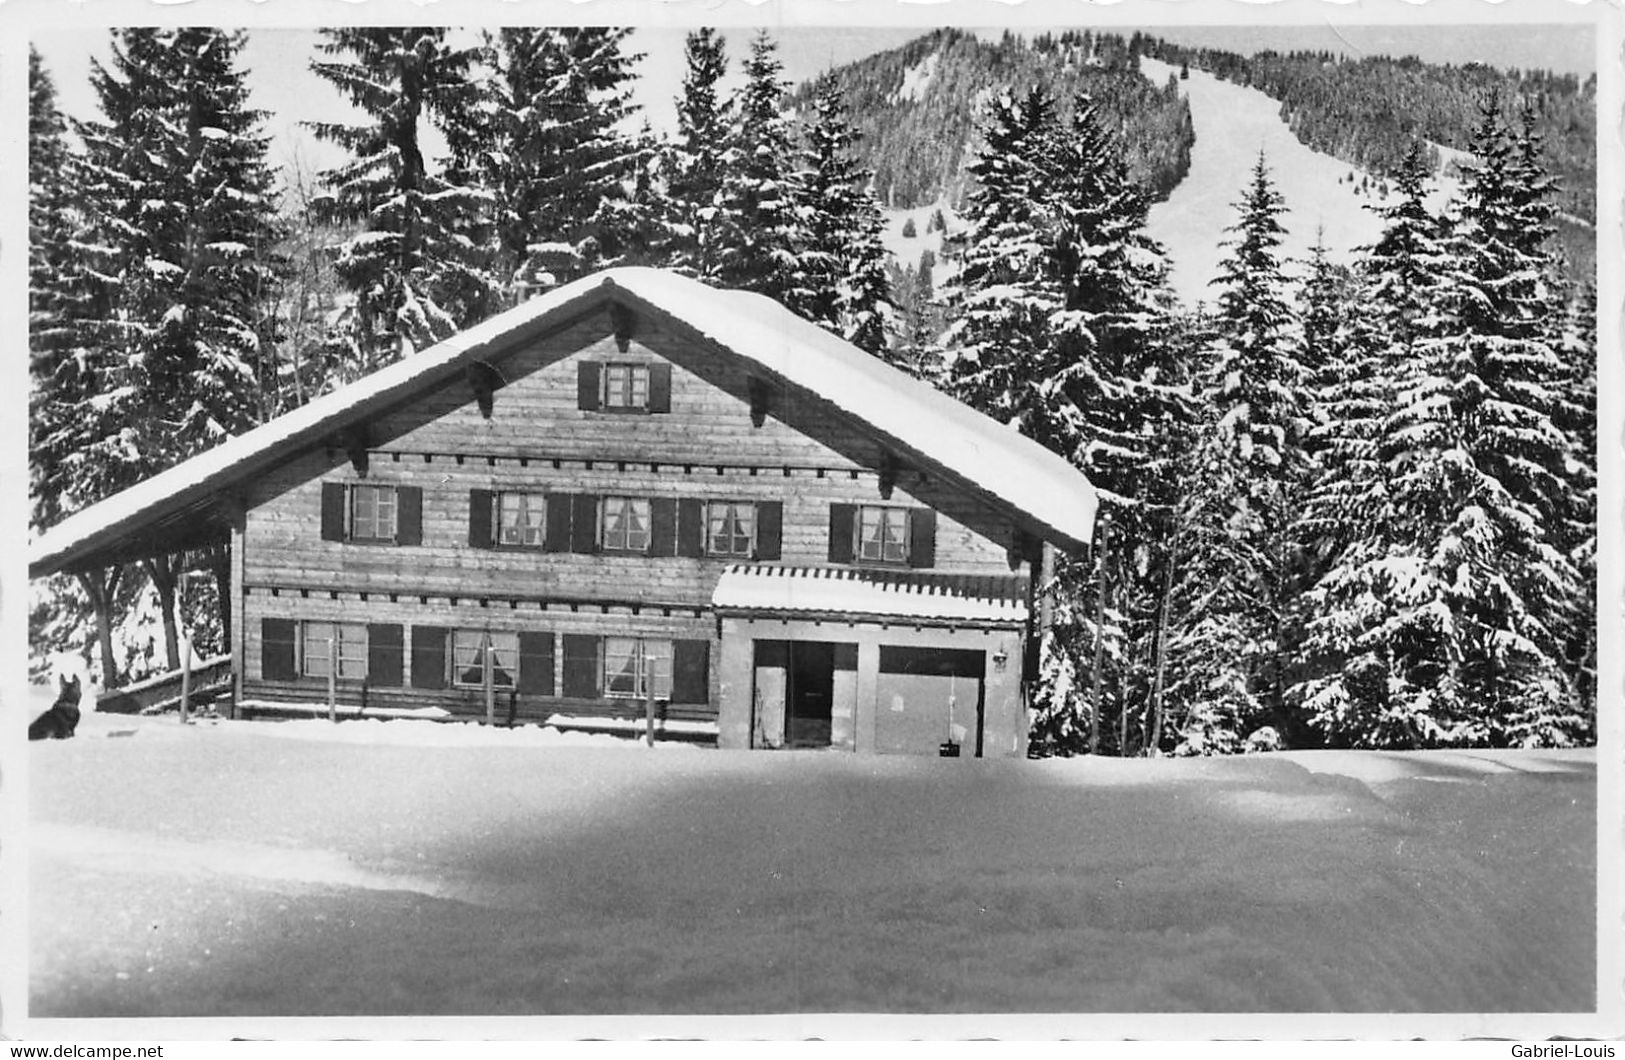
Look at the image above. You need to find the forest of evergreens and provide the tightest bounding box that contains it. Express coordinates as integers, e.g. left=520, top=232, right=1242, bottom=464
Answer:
left=28, top=27, right=1598, bottom=755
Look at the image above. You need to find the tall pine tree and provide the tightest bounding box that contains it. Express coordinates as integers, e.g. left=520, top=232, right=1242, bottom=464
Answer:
left=797, top=75, right=892, bottom=355
left=664, top=28, right=731, bottom=277
left=447, top=28, right=646, bottom=304
left=709, top=32, right=810, bottom=310
left=309, top=28, right=491, bottom=370
left=1165, top=153, right=1309, bottom=753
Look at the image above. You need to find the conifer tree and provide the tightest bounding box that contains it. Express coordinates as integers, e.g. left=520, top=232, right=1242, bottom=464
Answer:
left=797, top=75, right=892, bottom=355
left=1165, top=153, right=1308, bottom=752
left=709, top=32, right=810, bottom=311
left=665, top=28, right=731, bottom=276
left=33, top=28, right=284, bottom=678
left=447, top=28, right=645, bottom=304
left=1293, top=99, right=1588, bottom=748
left=309, top=28, right=491, bottom=370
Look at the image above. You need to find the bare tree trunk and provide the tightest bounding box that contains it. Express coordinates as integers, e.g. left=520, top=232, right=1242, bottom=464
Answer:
left=144, top=555, right=182, bottom=672
left=1147, top=530, right=1180, bottom=757
left=76, top=565, right=124, bottom=687
left=1089, top=515, right=1110, bottom=756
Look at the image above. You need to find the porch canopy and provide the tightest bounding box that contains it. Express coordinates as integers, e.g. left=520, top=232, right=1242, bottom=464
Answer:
left=712, top=563, right=1029, bottom=628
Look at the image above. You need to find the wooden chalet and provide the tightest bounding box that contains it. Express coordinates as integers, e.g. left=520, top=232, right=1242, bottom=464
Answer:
left=28, top=268, right=1098, bottom=756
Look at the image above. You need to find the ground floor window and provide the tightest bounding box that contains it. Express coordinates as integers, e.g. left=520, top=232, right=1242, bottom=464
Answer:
left=453, top=630, right=519, bottom=688
left=303, top=622, right=368, bottom=680
left=603, top=637, right=672, bottom=699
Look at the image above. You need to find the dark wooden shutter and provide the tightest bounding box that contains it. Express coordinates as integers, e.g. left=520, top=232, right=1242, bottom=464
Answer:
left=468, top=489, right=495, bottom=548
left=577, top=361, right=601, bottom=410
left=677, top=498, right=704, bottom=558
left=648, top=363, right=672, bottom=412
left=395, top=486, right=423, bottom=545
left=649, top=497, right=677, bottom=557
left=543, top=491, right=572, bottom=552
left=755, top=501, right=783, bottom=561
left=562, top=634, right=600, bottom=699
left=518, top=632, right=555, bottom=696
left=907, top=507, right=937, bottom=569
left=261, top=618, right=297, bottom=680
left=320, top=483, right=347, bottom=542
left=828, top=503, right=856, bottom=563
left=672, top=639, right=711, bottom=705
left=368, top=623, right=404, bottom=688
left=410, top=625, right=448, bottom=690
left=570, top=494, right=599, bottom=553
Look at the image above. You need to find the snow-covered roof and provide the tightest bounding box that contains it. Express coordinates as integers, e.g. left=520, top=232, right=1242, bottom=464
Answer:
left=30, top=268, right=1097, bottom=578
left=712, top=564, right=1029, bottom=626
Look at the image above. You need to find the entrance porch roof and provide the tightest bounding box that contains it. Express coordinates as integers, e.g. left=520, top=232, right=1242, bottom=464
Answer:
left=712, top=564, right=1029, bottom=627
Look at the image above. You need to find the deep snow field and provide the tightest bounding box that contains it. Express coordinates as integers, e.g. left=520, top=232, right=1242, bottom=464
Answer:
left=23, top=702, right=1595, bottom=1022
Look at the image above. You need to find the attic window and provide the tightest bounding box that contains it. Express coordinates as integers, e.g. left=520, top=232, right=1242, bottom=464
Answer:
left=578, top=361, right=672, bottom=413
left=604, top=364, right=649, bottom=409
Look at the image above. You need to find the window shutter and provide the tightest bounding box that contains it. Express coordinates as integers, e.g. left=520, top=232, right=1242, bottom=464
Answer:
left=570, top=494, right=599, bottom=554
left=562, top=634, right=600, bottom=699
left=543, top=491, right=572, bottom=552
left=518, top=632, right=555, bottom=696
left=649, top=497, right=677, bottom=557
left=395, top=486, right=423, bottom=545
left=908, top=508, right=937, bottom=568
left=648, top=363, right=672, bottom=412
left=677, top=498, right=704, bottom=558
left=368, top=623, right=404, bottom=688
left=261, top=618, right=297, bottom=681
left=672, top=639, right=711, bottom=705
left=320, top=483, right=347, bottom=542
left=755, top=501, right=783, bottom=561
left=828, top=504, right=856, bottom=563
left=410, top=625, right=448, bottom=690
left=468, top=489, right=495, bottom=548
left=577, top=361, right=601, bottom=411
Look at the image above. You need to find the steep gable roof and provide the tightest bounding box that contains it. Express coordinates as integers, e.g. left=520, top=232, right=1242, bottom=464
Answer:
left=29, top=268, right=1097, bottom=578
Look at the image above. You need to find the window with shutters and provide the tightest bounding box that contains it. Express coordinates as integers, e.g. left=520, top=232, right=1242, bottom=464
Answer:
left=705, top=501, right=757, bottom=557
left=601, top=496, right=651, bottom=553
left=497, top=492, right=547, bottom=548
left=303, top=622, right=369, bottom=680
left=351, top=485, right=397, bottom=542
left=603, top=637, right=672, bottom=699
left=452, top=630, right=519, bottom=689
left=856, top=505, right=911, bottom=565
left=602, top=363, right=651, bottom=410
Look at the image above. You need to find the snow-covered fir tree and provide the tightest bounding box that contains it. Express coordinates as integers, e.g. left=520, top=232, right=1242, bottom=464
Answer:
left=309, top=28, right=492, bottom=371
left=32, top=29, right=284, bottom=679
left=446, top=28, right=646, bottom=305
left=28, top=46, right=80, bottom=533
left=664, top=28, right=731, bottom=278
left=944, top=88, right=1186, bottom=755
left=796, top=75, right=893, bottom=355
left=708, top=32, right=812, bottom=312
left=1293, top=98, right=1589, bottom=748
left=1164, top=152, right=1309, bottom=753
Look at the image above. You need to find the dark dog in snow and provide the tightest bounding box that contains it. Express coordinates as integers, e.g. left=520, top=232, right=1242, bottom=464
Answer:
left=29, top=673, right=82, bottom=740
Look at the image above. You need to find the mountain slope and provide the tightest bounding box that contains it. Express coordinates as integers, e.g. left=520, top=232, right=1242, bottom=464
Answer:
left=1141, top=57, right=1460, bottom=307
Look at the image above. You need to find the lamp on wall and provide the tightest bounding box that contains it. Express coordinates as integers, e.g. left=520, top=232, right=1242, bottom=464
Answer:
left=992, top=646, right=1009, bottom=672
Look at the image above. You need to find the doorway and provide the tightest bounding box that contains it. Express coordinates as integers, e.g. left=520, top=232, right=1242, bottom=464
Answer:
left=752, top=640, right=855, bottom=750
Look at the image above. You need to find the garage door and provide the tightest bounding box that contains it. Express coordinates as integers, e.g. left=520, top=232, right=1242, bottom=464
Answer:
left=874, top=646, right=985, bottom=756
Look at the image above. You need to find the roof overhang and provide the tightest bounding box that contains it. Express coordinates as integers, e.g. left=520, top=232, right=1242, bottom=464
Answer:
left=713, top=564, right=1029, bottom=628
left=30, top=268, right=1098, bottom=580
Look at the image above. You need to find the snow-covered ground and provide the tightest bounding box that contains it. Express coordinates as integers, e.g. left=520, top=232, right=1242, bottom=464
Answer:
left=1141, top=57, right=1460, bottom=307
left=23, top=702, right=1594, bottom=1025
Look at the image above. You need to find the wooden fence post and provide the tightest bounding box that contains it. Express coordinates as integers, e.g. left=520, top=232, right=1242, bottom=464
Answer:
left=179, top=634, right=193, bottom=724
left=483, top=633, right=495, bottom=727
left=327, top=637, right=337, bottom=723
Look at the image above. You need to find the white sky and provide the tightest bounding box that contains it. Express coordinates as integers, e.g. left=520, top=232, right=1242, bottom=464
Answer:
left=29, top=23, right=1596, bottom=192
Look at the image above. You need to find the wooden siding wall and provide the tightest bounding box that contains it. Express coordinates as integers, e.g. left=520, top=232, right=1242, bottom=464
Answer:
left=239, top=304, right=1030, bottom=722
